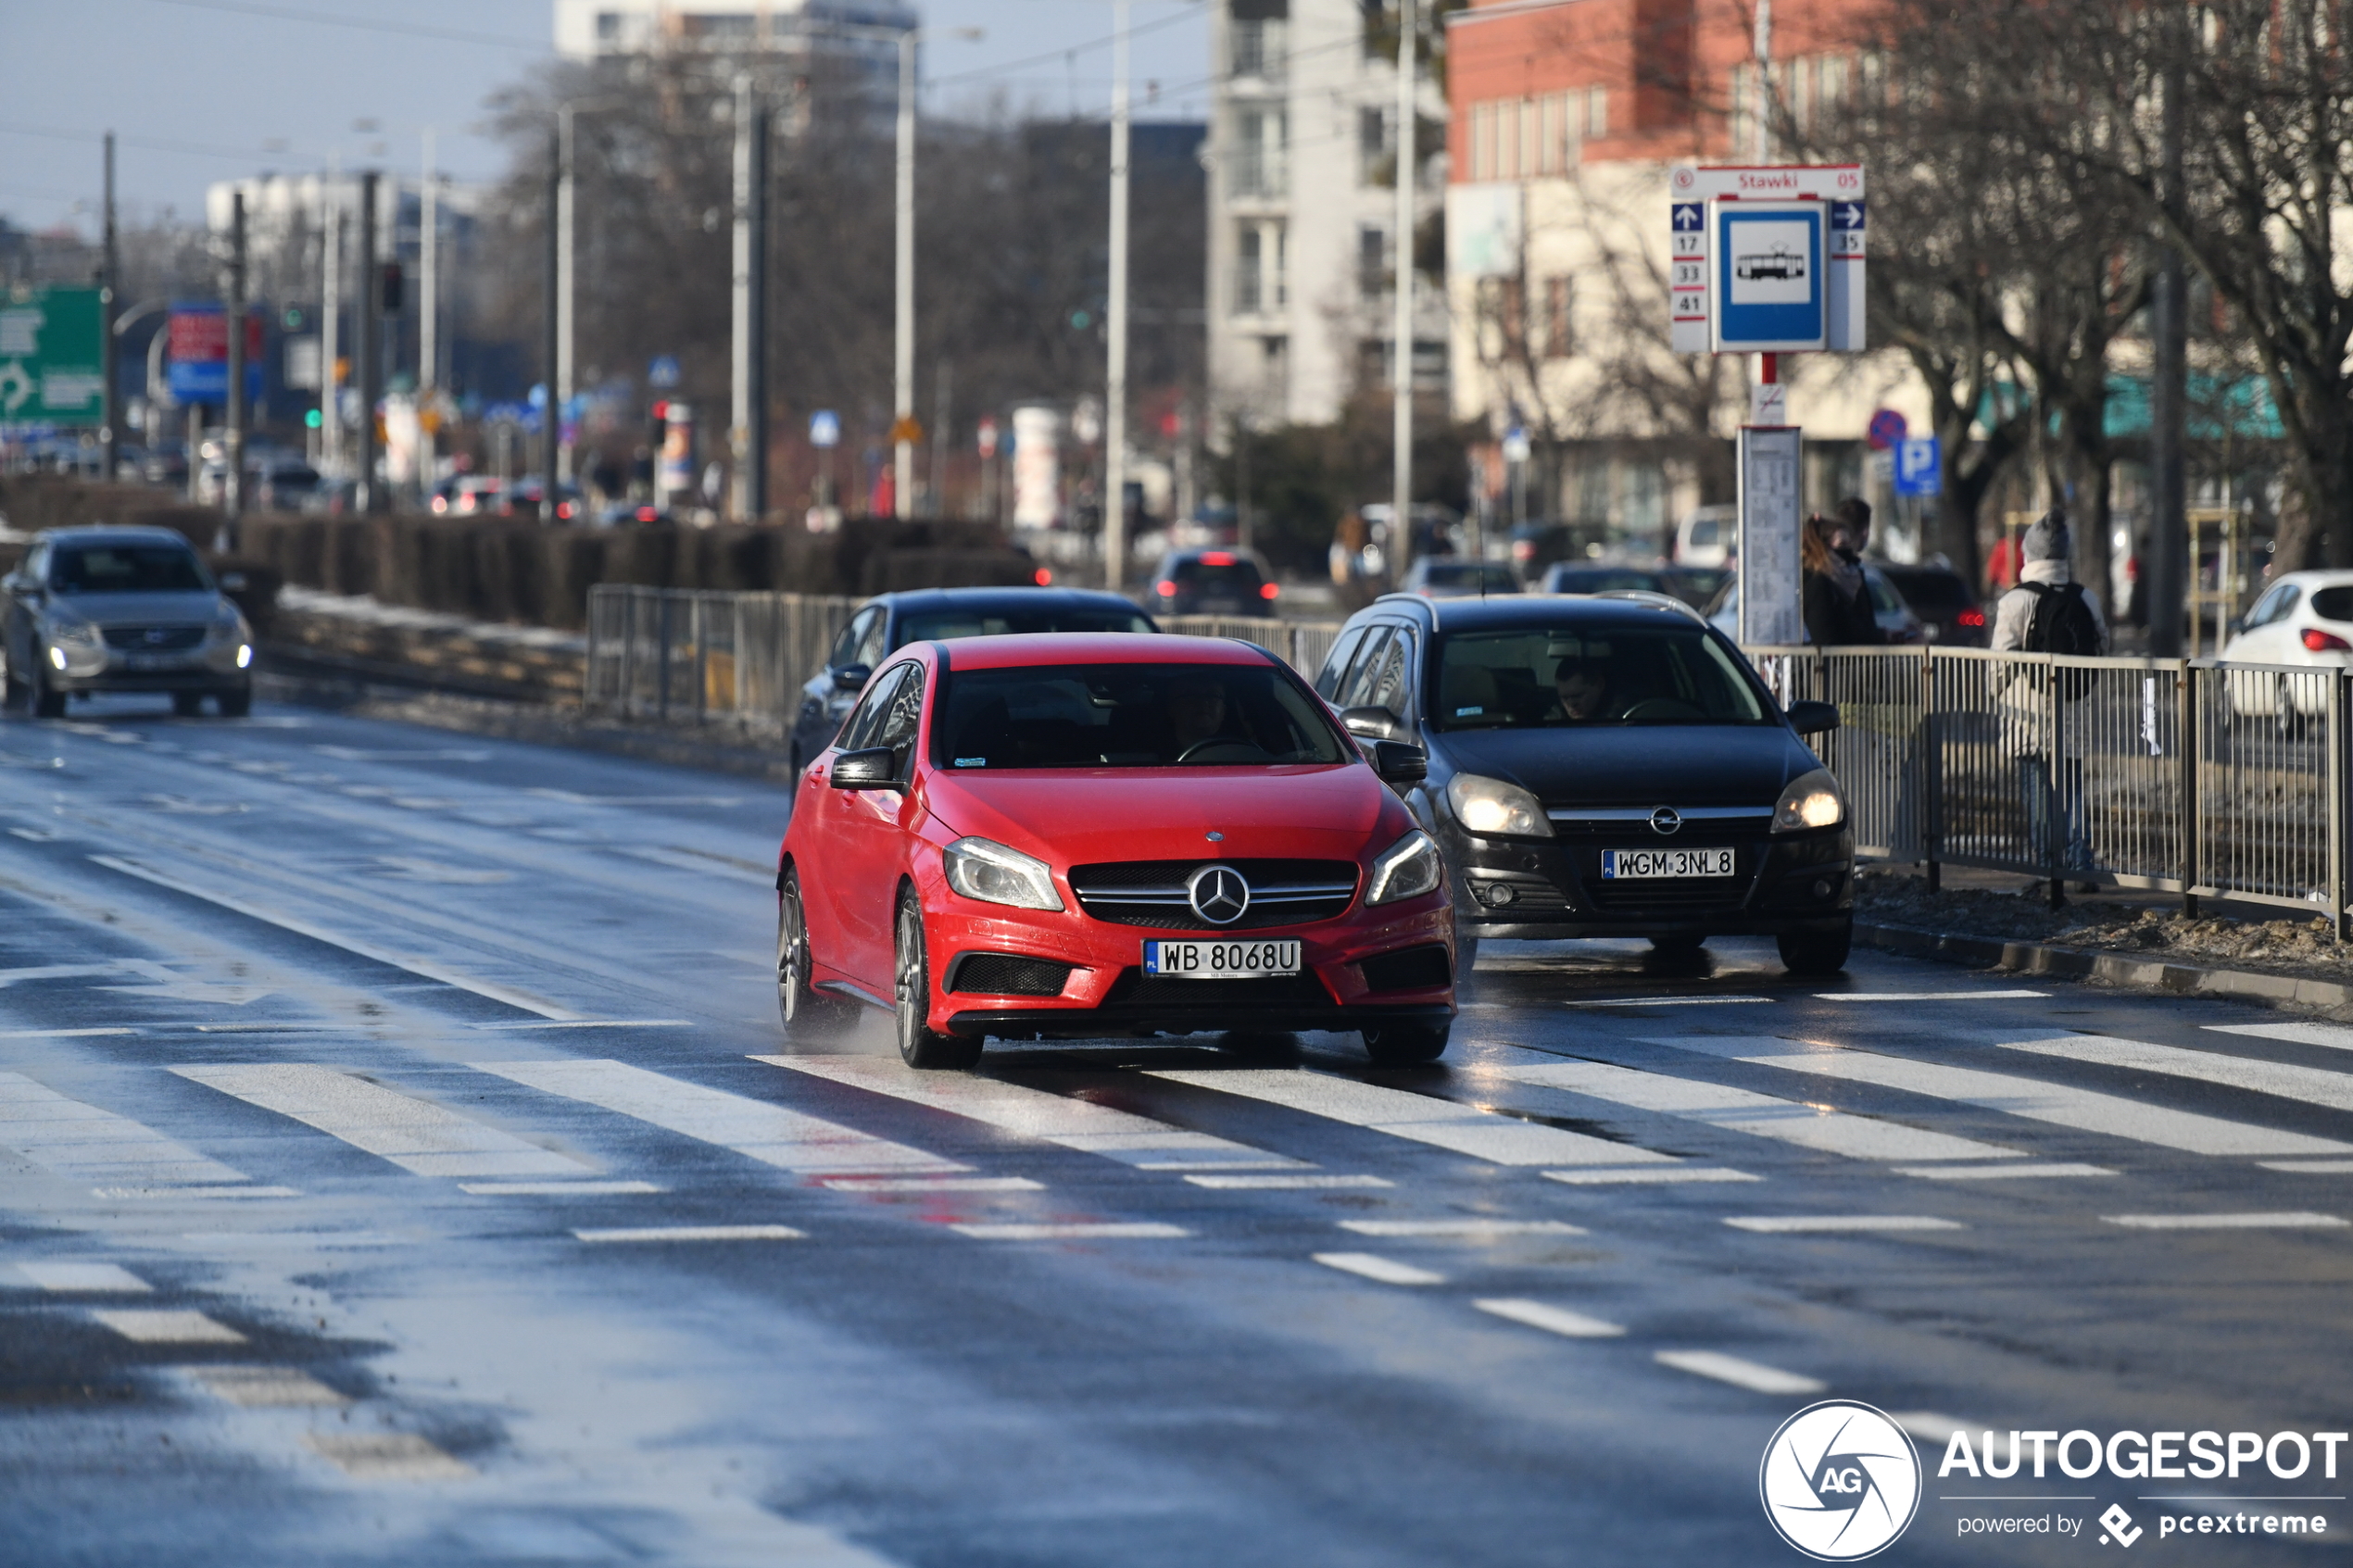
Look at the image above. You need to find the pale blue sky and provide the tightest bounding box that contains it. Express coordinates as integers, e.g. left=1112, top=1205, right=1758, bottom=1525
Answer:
left=0, top=0, right=1210, bottom=235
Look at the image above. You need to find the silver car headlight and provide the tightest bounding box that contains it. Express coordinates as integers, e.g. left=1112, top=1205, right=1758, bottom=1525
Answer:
left=942, top=836, right=1063, bottom=911
left=49, top=615, right=103, bottom=649
left=1444, top=773, right=1552, bottom=838
left=1366, top=829, right=1443, bottom=906
left=1772, top=768, right=1845, bottom=833
left=208, top=605, right=245, bottom=642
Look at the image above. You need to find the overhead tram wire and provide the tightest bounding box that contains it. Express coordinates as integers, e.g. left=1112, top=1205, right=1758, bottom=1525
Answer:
left=928, top=1, right=1207, bottom=90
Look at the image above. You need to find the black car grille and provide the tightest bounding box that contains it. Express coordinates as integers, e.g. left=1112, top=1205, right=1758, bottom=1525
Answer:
left=101, top=625, right=206, bottom=651
left=1101, top=967, right=1336, bottom=1008
left=946, top=953, right=1073, bottom=997
left=1544, top=810, right=1772, bottom=841
left=1069, top=859, right=1357, bottom=931
left=1359, top=944, right=1452, bottom=993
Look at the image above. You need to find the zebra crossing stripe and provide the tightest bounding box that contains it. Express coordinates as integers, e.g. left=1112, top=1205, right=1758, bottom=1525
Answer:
left=175, top=1064, right=592, bottom=1179
left=0, top=1071, right=247, bottom=1188
left=2003, top=1035, right=2353, bottom=1117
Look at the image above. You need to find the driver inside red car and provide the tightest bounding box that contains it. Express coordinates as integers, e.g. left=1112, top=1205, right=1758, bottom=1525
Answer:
left=1166, top=674, right=1233, bottom=752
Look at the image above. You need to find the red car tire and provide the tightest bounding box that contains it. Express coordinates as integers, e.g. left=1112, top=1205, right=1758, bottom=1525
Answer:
left=895, top=886, right=982, bottom=1071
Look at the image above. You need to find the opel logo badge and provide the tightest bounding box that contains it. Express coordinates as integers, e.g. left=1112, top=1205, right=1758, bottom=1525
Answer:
left=1649, top=806, right=1682, bottom=836
left=1186, top=864, right=1251, bottom=925
left=144, top=628, right=168, bottom=645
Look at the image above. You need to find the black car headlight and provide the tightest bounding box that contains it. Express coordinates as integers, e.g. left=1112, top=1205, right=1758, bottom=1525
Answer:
left=942, top=836, right=1064, bottom=911
left=1771, top=768, right=1845, bottom=833
left=1366, top=830, right=1442, bottom=906
left=1444, top=773, right=1552, bottom=838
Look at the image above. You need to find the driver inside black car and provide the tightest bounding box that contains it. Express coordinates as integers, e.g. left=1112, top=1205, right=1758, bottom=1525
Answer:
left=1547, top=640, right=1625, bottom=721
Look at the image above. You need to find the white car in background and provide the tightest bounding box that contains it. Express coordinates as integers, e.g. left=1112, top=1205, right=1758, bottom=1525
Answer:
left=2219, top=570, right=2353, bottom=727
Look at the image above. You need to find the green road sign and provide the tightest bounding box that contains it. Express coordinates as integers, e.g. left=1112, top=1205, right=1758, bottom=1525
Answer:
left=0, top=285, right=105, bottom=426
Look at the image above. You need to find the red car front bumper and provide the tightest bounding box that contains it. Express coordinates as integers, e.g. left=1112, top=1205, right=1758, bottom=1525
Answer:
left=915, top=873, right=1455, bottom=1041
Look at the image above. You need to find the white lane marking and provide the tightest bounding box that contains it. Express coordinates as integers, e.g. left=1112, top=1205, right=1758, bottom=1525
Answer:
left=1542, top=1166, right=1760, bottom=1185
left=1474, top=1298, right=1625, bottom=1337
left=312, top=746, right=490, bottom=762
left=1725, top=1214, right=1965, bottom=1234
left=1183, top=1173, right=1392, bottom=1189
left=1486, top=1060, right=2022, bottom=1163
left=1564, top=996, right=1775, bottom=1009
left=173, top=1064, right=592, bottom=1180
left=17, top=1262, right=150, bottom=1292
left=1313, top=1251, right=1446, bottom=1285
left=191, top=1366, right=350, bottom=1407
left=480, top=1059, right=960, bottom=1176
left=759, top=1055, right=1301, bottom=1171
left=0, top=1072, right=248, bottom=1187
left=1145, top=1068, right=1677, bottom=1168
left=458, top=1180, right=664, bottom=1196
left=574, top=1224, right=804, bottom=1243
left=182, top=1231, right=411, bottom=1249
left=1655, top=1035, right=2353, bottom=1158
left=2005, top=1035, right=2353, bottom=1116
left=0, top=1027, right=137, bottom=1038
left=1895, top=1162, right=2117, bottom=1181
left=93, top=1185, right=299, bottom=1200
left=951, top=1223, right=1190, bottom=1240
left=93, top=1309, right=245, bottom=1344
left=1655, top=1350, right=1826, bottom=1395
left=303, top=1432, right=473, bottom=1481
left=2103, top=1211, right=2348, bottom=1230
left=91, top=854, right=582, bottom=1020
left=468, top=1020, right=694, bottom=1031
left=2260, top=1160, right=2353, bottom=1174
left=821, top=1174, right=1045, bottom=1193
left=1340, top=1219, right=1584, bottom=1238
left=1818, top=991, right=2049, bottom=1001
left=2208, top=1022, right=2353, bottom=1052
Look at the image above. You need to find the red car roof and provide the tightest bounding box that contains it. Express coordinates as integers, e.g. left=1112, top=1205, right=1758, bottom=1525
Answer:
left=934, top=633, right=1271, bottom=670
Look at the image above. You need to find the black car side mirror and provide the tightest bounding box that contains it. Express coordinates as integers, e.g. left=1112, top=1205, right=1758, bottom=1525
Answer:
left=833, top=662, right=871, bottom=694
left=827, top=746, right=900, bottom=789
left=1372, top=740, right=1428, bottom=784
left=1787, top=699, right=1841, bottom=735
left=1340, top=705, right=1403, bottom=742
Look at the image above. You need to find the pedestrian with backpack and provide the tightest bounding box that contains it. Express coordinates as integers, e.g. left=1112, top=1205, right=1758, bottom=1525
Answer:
left=1991, top=510, right=2106, bottom=887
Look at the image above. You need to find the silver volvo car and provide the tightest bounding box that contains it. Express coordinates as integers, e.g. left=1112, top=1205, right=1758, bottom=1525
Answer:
left=2, top=526, right=256, bottom=718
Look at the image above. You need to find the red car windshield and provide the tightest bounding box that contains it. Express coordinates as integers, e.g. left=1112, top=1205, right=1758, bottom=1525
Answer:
left=935, top=661, right=1351, bottom=769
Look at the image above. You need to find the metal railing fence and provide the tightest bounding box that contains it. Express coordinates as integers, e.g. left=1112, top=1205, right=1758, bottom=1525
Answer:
left=582, top=585, right=2345, bottom=930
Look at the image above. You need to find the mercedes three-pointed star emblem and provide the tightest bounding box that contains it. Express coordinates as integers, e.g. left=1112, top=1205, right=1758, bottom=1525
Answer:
left=1186, top=863, right=1251, bottom=925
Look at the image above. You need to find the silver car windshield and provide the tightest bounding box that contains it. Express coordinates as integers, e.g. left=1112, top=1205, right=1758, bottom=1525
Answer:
left=52, top=544, right=209, bottom=595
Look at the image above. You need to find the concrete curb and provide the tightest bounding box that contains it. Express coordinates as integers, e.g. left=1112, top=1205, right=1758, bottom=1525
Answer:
left=1855, top=919, right=2353, bottom=1011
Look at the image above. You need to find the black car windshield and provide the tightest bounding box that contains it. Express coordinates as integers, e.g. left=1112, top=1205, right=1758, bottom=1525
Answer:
left=1434, top=625, right=1772, bottom=730
left=1169, top=558, right=1262, bottom=587
left=50, top=544, right=208, bottom=595
left=900, top=608, right=1153, bottom=642
left=935, top=661, right=1349, bottom=768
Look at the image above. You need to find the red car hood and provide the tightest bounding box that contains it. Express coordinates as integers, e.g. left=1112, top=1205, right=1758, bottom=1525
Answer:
left=924, top=765, right=1407, bottom=867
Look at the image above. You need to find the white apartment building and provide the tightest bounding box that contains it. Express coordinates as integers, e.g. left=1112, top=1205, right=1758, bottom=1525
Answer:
left=554, top=0, right=918, bottom=115
left=1205, top=0, right=1450, bottom=432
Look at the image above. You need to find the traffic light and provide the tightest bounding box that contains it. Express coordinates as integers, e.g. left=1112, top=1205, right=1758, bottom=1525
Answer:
left=380, top=262, right=404, bottom=312
left=304, top=408, right=322, bottom=430
left=283, top=305, right=306, bottom=330
left=650, top=399, right=669, bottom=447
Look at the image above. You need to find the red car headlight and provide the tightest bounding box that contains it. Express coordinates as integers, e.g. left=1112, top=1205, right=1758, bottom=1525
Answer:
left=1365, top=830, right=1441, bottom=906
left=942, top=836, right=1063, bottom=911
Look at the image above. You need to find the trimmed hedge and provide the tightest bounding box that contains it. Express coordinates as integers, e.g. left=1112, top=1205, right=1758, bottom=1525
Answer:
left=0, top=479, right=1034, bottom=632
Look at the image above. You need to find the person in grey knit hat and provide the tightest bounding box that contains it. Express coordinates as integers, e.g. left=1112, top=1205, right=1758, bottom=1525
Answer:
left=1992, top=510, right=2108, bottom=654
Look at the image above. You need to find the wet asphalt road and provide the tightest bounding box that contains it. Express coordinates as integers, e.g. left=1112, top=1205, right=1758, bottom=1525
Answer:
left=1, top=696, right=2349, bottom=1567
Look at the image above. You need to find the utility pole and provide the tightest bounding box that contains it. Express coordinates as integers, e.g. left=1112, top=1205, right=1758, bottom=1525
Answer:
left=1104, top=0, right=1132, bottom=589
left=2145, top=43, right=2188, bottom=655
left=321, top=191, right=341, bottom=477
left=101, top=132, right=120, bottom=483
left=541, top=128, right=560, bottom=520
left=1390, top=0, right=1416, bottom=580
left=355, top=170, right=379, bottom=512
left=224, top=190, right=247, bottom=525
left=894, top=29, right=918, bottom=520
left=730, top=77, right=770, bottom=521
left=556, top=107, right=575, bottom=485
left=421, top=130, right=438, bottom=399
left=1753, top=0, right=1773, bottom=161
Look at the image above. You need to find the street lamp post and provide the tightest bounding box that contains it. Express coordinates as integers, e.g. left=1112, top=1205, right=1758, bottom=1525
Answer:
left=1390, top=0, right=1417, bottom=580
left=1103, top=0, right=1132, bottom=589
left=894, top=29, right=917, bottom=520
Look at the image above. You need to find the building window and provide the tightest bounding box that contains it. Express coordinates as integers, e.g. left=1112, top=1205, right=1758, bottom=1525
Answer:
left=1818, top=54, right=1848, bottom=116
left=1360, top=107, right=1390, bottom=185
left=1230, top=107, right=1288, bottom=197
left=1359, top=225, right=1387, bottom=299
left=1230, top=5, right=1289, bottom=82
left=1586, top=86, right=1608, bottom=139
left=596, top=11, right=621, bottom=42
left=1235, top=220, right=1287, bottom=315
left=1544, top=276, right=1572, bottom=357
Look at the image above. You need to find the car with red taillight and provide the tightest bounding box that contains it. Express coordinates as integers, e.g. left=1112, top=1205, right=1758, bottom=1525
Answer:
left=2220, top=571, right=2353, bottom=730
left=1150, top=547, right=1279, bottom=615
left=775, top=633, right=1454, bottom=1069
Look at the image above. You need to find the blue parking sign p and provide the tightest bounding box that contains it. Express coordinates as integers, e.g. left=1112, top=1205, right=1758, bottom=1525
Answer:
left=1893, top=436, right=1942, bottom=496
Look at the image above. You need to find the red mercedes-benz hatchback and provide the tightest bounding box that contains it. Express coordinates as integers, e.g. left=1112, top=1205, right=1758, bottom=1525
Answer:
left=776, top=633, right=1455, bottom=1069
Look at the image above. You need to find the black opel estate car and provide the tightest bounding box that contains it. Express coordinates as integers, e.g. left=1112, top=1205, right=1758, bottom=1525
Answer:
left=1314, top=592, right=1855, bottom=974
